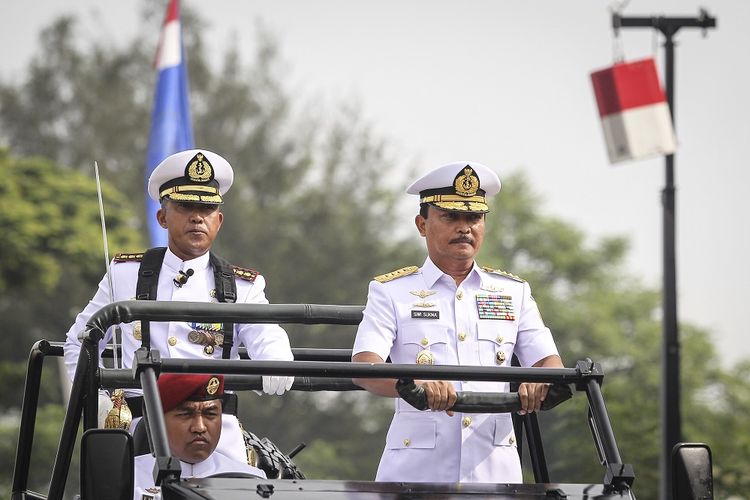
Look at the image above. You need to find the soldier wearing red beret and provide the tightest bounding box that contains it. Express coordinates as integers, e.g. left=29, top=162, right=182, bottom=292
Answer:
left=133, top=374, right=265, bottom=500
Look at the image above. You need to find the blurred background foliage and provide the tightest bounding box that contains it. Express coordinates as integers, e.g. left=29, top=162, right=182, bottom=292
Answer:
left=0, top=4, right=747, bottom=499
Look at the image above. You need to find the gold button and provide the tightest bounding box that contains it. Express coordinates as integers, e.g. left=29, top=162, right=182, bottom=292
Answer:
left=420, top=338, right=429, bottom=346
left=133, top=322, right=142, bottom=341
left=496, top=335, right=504, bottom=343
left=458, top=332, right=467, bottom=341
left=509, top=436, right=515, bottom=445
left=456, top=290, right=464, bottom=300
left=168, top=336, right=177, bottom=346
left=462, top=416, right=472, bottom=427
left=496, top=351, right=506, bottom=364
left=403, top=438, right=411, bottom=447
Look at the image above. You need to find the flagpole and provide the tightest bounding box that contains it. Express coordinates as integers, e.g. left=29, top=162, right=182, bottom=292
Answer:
left=612, top=10, right=716, bottom=500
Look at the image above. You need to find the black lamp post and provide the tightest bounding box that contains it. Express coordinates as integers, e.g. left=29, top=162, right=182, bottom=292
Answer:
left=611, top=9, right=716, bottom=500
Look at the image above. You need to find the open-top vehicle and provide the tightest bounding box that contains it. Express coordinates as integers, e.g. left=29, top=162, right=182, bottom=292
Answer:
left=12, top=301, right=713, bottom=499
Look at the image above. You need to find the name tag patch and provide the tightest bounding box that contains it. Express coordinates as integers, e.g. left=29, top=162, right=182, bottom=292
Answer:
left=412, top=310, right=440, bottom=319
left=476, top=294, right=515, bottom=320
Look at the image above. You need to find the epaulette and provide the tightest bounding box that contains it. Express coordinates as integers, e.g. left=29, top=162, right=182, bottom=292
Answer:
left=374, top=266, right=419, bottom=283
left=113, top=252, right=145, bottom=263
left=232, top=266, right=259, bottom=282
left=481, top=266, right=525, bottom=283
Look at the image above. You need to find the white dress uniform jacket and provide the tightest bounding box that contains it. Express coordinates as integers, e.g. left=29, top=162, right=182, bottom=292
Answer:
left=353, top=257, right=559, bottom=483
left=133, top=451, right=266, bottom=500
left=64, top=247, right=293, bottom=462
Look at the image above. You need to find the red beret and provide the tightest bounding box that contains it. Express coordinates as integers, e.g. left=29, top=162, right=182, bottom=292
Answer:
left=157, top=374, right=225, bottom=413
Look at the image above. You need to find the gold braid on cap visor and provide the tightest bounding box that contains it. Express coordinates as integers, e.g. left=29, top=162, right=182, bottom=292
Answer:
left=420, top=194, right=486, bottom=204
left=420, top=195, right=488, bottom=212
left=431, top=201, right=488, bottom=212
left=160, top=185, right=222, bottom=203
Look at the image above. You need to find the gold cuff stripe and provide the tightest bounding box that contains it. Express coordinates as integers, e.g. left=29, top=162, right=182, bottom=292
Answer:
left=421, top=194, right=486, bottom=204
left=160, top=185, right=219, bottom=198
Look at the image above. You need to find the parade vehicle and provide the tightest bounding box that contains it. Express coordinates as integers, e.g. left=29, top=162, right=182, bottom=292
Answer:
left=12, top=301, right=713, bottom=500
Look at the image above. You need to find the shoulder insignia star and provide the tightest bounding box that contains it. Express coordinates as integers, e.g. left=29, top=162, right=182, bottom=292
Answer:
left=374, top=266, right=419, bottom=283
left=113, top=252, right=145, bottom=263
left=232, top=266, right=259, bottom=282
left=481, top=266, right=525, bottom=283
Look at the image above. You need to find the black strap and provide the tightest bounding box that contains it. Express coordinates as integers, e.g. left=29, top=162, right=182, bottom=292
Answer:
left=209, top=253, right=237, bottom=359
left=135, top=247, right=168, bottom=349
left=134, top=248, right=238, bottom=357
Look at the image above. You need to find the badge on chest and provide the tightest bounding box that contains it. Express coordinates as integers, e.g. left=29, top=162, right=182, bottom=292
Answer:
left=410, top=290, right=439, bottom=319
left=476, top=294, right=515, bottom=320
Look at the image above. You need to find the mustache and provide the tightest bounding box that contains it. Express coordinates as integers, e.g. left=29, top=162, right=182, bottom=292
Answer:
left=449, top=236, right=473, bottom=244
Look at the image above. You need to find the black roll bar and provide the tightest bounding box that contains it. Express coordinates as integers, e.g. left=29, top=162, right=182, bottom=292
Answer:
left=11, top=341, right=59, bottom=500
left=15, top=301, right=634, bottom=497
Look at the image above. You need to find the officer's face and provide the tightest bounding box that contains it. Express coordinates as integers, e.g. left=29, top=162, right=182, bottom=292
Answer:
left=165, top=399, right=223, bottom=464
left=157, top=200, right=223, bottom=260
left=416, top=206, right=485, bottom=266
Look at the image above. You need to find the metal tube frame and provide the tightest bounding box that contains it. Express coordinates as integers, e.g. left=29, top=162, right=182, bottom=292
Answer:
left=13, top=302, right=636, bottom=496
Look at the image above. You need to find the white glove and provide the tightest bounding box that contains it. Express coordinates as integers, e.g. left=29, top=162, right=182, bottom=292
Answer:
left=262, top=376, right=294, bottom=395
left=97, top=391, right=114, bottom=428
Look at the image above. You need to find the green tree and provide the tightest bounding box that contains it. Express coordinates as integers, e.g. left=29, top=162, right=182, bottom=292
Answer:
left=0, top=150, right=142, bottom=357
left=0, top=150, right=142, bottom=496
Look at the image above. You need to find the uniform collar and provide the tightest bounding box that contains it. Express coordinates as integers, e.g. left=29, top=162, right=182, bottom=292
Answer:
left=180, top=454, right=212, bottom=477
left=421, top=256, right=481, bottom=288
left=164, top=247, right=211, bottom=273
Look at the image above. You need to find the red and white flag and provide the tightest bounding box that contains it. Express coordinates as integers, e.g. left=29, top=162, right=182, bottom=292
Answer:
left=591, top=58, right=677, bottom=164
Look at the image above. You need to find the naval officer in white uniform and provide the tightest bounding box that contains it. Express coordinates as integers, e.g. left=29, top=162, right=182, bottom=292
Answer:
left=352, top=161, right=563, bottom=483
left=133, top=374, right=265, bottom=500
left=64, top=149, right=294, bottom=463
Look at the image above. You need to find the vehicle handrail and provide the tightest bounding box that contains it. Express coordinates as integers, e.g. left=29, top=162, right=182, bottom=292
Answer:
left=84, top=301, right=365, bottom=343
left=11, top=340, right=59, bottom=499
left=17, top=300, right=635, bottom=497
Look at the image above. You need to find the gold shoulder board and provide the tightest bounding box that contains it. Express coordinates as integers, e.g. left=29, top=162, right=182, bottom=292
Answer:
left=233, top=266, right=259, bottom=282
left=374, top=266, right=419, bottom=283
left=113, top=252, right=145, bottom=263
left=481, top=266, right=525, bottom=283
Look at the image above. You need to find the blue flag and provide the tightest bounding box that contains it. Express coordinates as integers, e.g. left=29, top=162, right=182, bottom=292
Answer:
left=145, top=0, right=194, bottom=246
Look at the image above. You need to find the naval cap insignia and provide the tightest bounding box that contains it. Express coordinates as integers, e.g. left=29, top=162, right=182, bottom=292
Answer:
left=454, top=166, right=480, bottom=197
left=185, top=152, right=214, bottom=183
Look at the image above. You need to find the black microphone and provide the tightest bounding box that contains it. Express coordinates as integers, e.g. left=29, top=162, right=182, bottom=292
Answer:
left=173, top=268, right=194, bottom=288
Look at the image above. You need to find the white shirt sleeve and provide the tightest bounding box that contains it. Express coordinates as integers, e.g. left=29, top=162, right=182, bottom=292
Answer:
left=63, top=273, right=113, bottom=381
left=513, top=281, right=559, bottom=367
left=234, top=274, right=293, bottom=361
left=352, top=280, right=398, bottom=361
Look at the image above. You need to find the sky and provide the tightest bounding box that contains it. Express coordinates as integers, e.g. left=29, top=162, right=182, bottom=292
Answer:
left=3, top=0, right=748, bottom=365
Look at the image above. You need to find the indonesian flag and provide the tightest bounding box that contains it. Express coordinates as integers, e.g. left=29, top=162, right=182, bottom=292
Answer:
left=590, top=58, right=677, bottom=164
left=145, top=0, right=194, bottom=246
